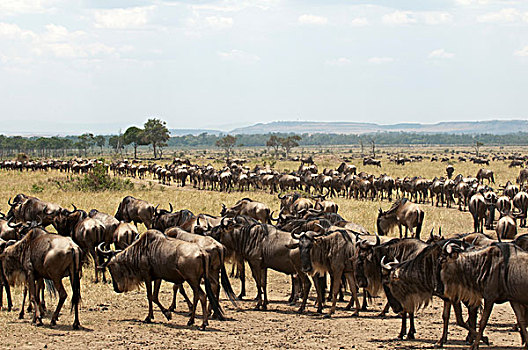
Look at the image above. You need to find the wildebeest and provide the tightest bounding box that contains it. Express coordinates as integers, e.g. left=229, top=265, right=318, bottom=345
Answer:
left=6, top=194, right=63, bottom=227
left=151, top=204, right=195, bottom=231
left=513, top=191, right=528, bottom=227
left=476, top=169, right=494, bottom=184
left=98, top=230, right=222, bottom=330
left=114, top=196, right=155, bottom=229
left=377, top=199, right=424, bottom=240
left=0, top=223, right=83, bottom=329
left=446, top=165, right=454, bottom=179
left=289, top=228, right=362, bottom=316
left=220, top=198, right=271, bottom=224
left=207, top=219, right=311, bottom=312
left=89, top=209, right=119, bottom=246
left=54, top=206, right=106, bottom=282
left=517, top=168, right=528, bottom=186
left=381, top=239, right=481, bottom=345
left=439, top=242, right=528, bottom=349
left=469, top=193, right=488, bottom=233
left=278, top=193, right=314, bottom=216
left=113, top=222, right=138, bottom=250
left=495, top=214, right=517, bottom=240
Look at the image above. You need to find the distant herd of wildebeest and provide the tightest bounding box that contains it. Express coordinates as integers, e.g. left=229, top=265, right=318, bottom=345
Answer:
left=1, top=152, right=528, bottom=349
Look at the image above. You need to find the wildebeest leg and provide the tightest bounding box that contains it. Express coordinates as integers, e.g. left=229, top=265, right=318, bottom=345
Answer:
left=143, top=279, right=155, bottom=323
left=210, top=268, right=221, bottom=319
left=343, top=273, right=360, bottom=316
left=261, top=268, right=268, bottom=310
left=238, top=261, right=246, bottom=300
left=90, top=248, right=100, bottom=283
left=377, top=301, right=390, bottom=317
left=470, top=300, right=494, bottom=350
left=19, top=285, right=28, bottom=319
left=338, top=274, right=346, bottom=302
left=399, top=224, right=403, bottom=239
left=50, top=280, right=67, bottom=327
left=297, top=273, right=311, bottom=313
left=288, top=274, right=297, bottom=305
left=361, top=289, right=369, bottom=311
left=437, top=300, right=451, bottom=346
left=327, top=269, right=344, bottom=317
left=313, top=275, right=324, bottom=313
left=407, top=312, right=416, bottom=339
left=510, top=302, right=528, bottom=346
left=398, top=312, right=407, bottom=340
left=152, top=279, right=172, bottom=321
left=39, top=280, right=46, bottom=312
left=248, top=262, right=263, bottom=310
left=459, top=303, right=486, bottom=344
left=27, top=273, right=42, bottom=326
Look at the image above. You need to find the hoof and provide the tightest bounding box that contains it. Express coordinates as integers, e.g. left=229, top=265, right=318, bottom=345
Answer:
left=72, top=323, right=80, bottom=330
left=50, top=319, right=57, bottom=327
left=323, top=314, right=331, bottom=319
left=407, top=334, right=415, bottom=340
left=434, top=341, right=445, bottom=348
left=187, top=319, right=195, bottom=326
left=482, top=336, right=489, bottom=346
left=18, top=312, right=24, bottom=320
left=163, top=311, right=172, bottom=321
left=143, top=317, right=152, bottom=324
left=200, top=324, right=207, bottom=331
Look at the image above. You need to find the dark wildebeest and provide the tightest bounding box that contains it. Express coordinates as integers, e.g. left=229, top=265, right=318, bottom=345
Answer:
left=517, top=168, right=528, bottom=187
left=54, top=206, right=106, bottom=283
left=98, top=230, right=222, bottom=330
left=381, top=239, right=483, bottom=346
left=513, top=191, right=528, bottom=227
left=0, top=213, right=19, bottom=241
left=207, top=219, right=311, bottom=312
left=377, top=199, right=424, bottom=240
left=6, top=194, right=62, bottom=228
left=354, top=236, right=428, bottom=317
left=0, top=237, right=12, bottom=312
left=220, top=198, right=271, bottom=224
left=469, top=193, right=488, bottom=233
left=476, top=169, right=494, bottom=184
left=113, top=222, right=138, bottom=250
left=496, top=195, right=512, bottom=217
left=439, top=242, right=528, bottom=349
left=89, top=209, right=119, bottom=246
left=278, top=193, right=314, bottom=216
left=114, top=196, right=155, bottom=229
left=288, top=228, right=362, bottom=316
left=0, top=224, right=82, bottom=329
left=446, top=165, right=455, bottom=179
left=496, top=214, right=517, bottom=241
left=165, top=227, right=238, bottom=317
left=151, top=204, right=195, bottom=231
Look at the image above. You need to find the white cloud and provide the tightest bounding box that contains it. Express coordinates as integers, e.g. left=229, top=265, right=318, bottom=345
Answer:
left=218, top=49, right=260, bottom=64
left=514, top=45, right=528, bottom=57
left=368, top=57, right=394, bottom=64
left=454, top=0, right=491, bottom=5
left=350, top=17, right=369, bottom=27
left=0, top=22, right=36, bottom=40
left=204, top=16, right=233, bottom=30
left=477, top=8, right=520, bottom=23
left=0, top=0, right=56, bottom=16
left=429, top=49, right=455, bottom=59
left=42, top=24, right=85, bottom=42
left=423, top=12, right=453, bottom=25
left=298, top=14, right=328, bottom=26
left=325, top=57, right=352, bottom=66
left=382, top=11, right=416, bottom=25
left=94, top=6, right=154, bottom=29
left=188, top=0, right=279, bottom=13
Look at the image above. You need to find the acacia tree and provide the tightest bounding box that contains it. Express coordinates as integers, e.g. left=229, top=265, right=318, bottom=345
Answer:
left=143, top=118, right=170, bottom=159
left=124, top=126, right=147, bottom=159
left=280, top=135, right=301, bottom=157
left=216, top=135, right=237, bottom=158
left=95, top=135, right=106, bottom=155
left=77, top=133, right=95, bottom=157
left=475, top=140, right=484, bottom=157
left=266, top=135, right=281, bottom=157
left=108, top=135, right=124, bottom=154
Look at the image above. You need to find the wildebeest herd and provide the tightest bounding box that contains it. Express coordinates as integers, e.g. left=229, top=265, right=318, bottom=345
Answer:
left=1, top=157, right=528, bottom=349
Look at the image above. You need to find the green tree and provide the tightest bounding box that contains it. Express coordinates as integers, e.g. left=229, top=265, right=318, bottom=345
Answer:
left=280, top=135, right=301, bottom=157
left=266, top=135, right=281, bottom=157
left=475, top=140, right=484, bottom=157
left=108, top=135, right=123, bottom=154
left=124, top=126, right=147, bottom=159
left=215, top=134, right=237, bottom=158
left=77, top=133, right=95, bottom=157
left=95, top=135, right=106, bottom=155
left=143, top=118, right=169, bottom=159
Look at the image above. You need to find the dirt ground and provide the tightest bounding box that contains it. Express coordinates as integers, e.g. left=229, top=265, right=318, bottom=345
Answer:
left=0, top=267, right=522, bottom=350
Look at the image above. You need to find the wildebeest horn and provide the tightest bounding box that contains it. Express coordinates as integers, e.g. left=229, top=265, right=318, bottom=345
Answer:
left=169, top=203, right=173, bottom=213
left=221, top=217, right=227, bottom=228
left=313, top=224, right=326, bottom=235
left=270, top=211, right=279, bottom=222
left=97, top=242, right=116, bottom=257
left=291, top=231, right=302, bottom=240
left=278, top=192, right=285, bottom=199
left=7, top=197, right=14, bottom=207
left=378, top=208, right=383, bottom=214
left=380, top=256, right=391, bottom=270
left=154, top=204, right=160, bottom=215
left=7, top=216, right=22, bottom=229
left=196, top=215, right=201, bottom=227
left=0, top=211, right=5, bottom=219
left=429, top=228, right=434, bottom=239
left=134, top=233, right=140, bottom=242
left=375, top=235, right=380, bottom=246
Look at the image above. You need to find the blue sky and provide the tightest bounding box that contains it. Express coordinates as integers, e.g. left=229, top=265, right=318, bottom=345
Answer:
left=1, top=0, right=527, bottom=134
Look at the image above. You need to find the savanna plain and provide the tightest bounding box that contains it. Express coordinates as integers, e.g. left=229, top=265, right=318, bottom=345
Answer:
left=0, top=146, right=526, bottom=350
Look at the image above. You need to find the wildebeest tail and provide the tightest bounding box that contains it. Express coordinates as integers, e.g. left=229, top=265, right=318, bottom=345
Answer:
left=70, top=247, right=82, bottom=312
left=219, top=248, right=239, bottom=309
left=44, top=279, right=56, bottom=299
left=201, top=254, right=225, bottom=320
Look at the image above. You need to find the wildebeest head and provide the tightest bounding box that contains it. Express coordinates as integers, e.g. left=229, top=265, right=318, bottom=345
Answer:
left=53, top=205, right=87, bottom=236
left=0, top=238, right=23, bottom=286
left=379, top=255, right=403, bottom=313
left=97, top=242, right=127, bottom=293
left=376, top=208, right=390, bottom=236
left=354, top=236, right=381, bottom=288
left=288, top=228, right=325, bottom=274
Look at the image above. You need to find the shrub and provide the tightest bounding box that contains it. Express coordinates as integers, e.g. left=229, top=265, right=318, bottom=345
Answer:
left=51, top=164, right=134, bottom=192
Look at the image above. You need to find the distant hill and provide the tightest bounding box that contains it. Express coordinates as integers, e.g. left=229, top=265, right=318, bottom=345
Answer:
left=169, top=128, right=222, bottom=136
left=230, top=120, right=528, bottom=135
